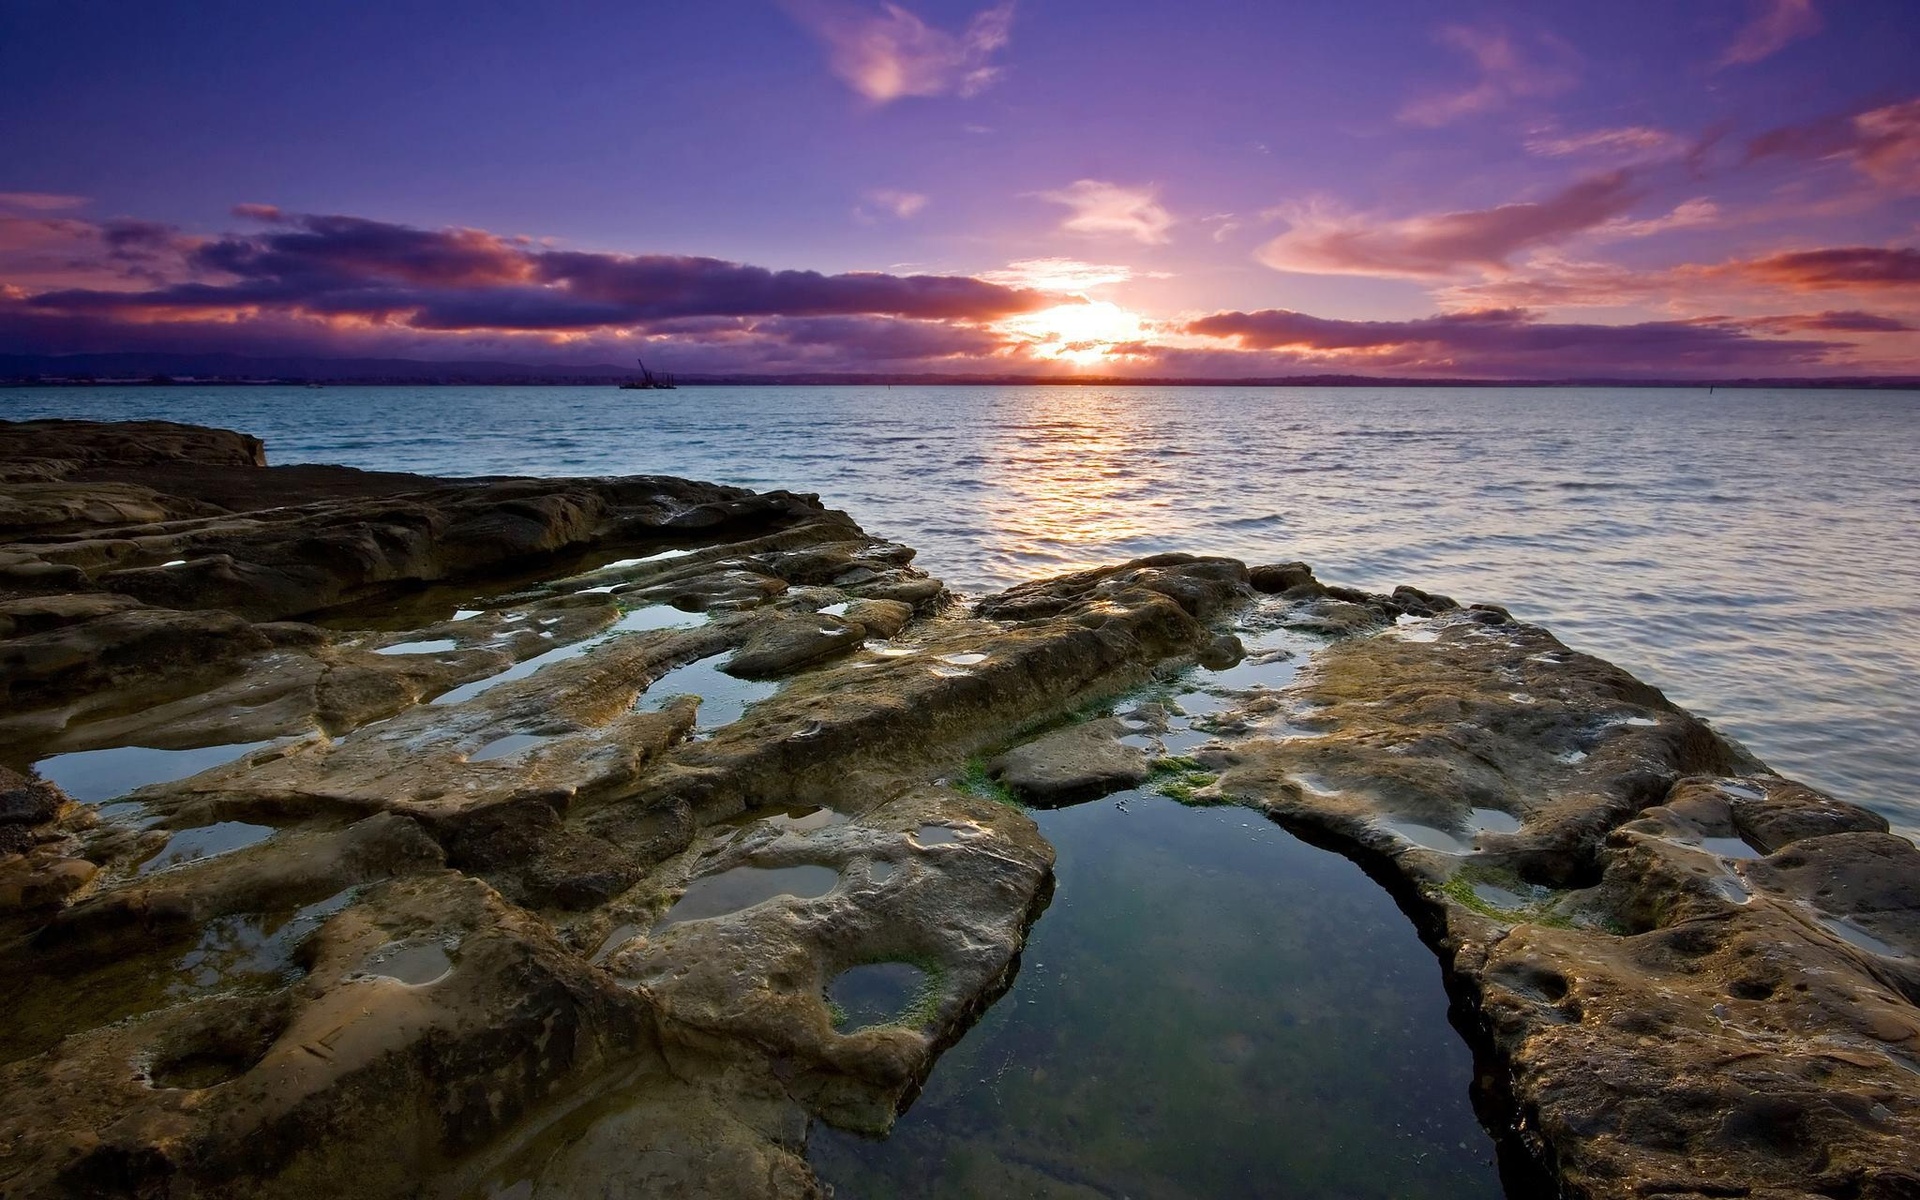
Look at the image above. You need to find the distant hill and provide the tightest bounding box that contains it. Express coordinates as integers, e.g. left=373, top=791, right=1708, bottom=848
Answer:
left=2, top=351, right=1915, bottom=389
left=0, top=351, right=637, bottom=384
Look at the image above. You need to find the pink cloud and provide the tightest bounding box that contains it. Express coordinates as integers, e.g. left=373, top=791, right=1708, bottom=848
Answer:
left=856, top=188, right=930, bottom=221
left=782, top=0, right=1014, bottom=104
left=1183, top=305, right=1849, bottom=376
left=1524, top=126, right=1688, bottom=164
left=1741, top=310, right=1913, bottom=333
left=0, top=192, right=90, bottom=213
left=1719, top=0, right=1822, bottom=67
left=1730, top=246, right=1920, bottom=290
left=1039, top=180, right=1174, bottom=245
left=1747, top=98, right=1920, bottom=194
left=1, top=208, right=1052, bottom=374
left=1398, top=24, right=1578, bottom=127
left=1257, top=172, right=1639, bottom=279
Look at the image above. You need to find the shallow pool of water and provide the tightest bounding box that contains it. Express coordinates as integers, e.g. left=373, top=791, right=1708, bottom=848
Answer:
left=33, top=740, right=277, bottom=803
left=655, top=863, right=840, bottom=928
left=138, top=821, right=277, bottom=874
left=828, top=962, right=930, bottom=1032
left=810, top=793, right=1507, bottom=1199
left=432, top=604, right=702, bottom=706
left=639, top=654, right=780, bottom=730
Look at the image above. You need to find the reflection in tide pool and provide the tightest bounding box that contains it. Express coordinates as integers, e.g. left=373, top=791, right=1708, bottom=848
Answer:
left=34, top=741, right=277, bottom=803
left=655, top=864, right=839, bottom=928
left=639, top=654, right=779, bottom=730
left=811, top=794, right=1509, bottom=1200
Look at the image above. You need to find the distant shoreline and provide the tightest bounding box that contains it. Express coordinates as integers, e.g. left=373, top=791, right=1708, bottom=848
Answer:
left=7, top=375, right=1919, bottom=390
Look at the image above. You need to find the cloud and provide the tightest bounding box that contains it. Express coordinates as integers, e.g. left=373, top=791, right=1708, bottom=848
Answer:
left=0, top=207, right=1058, bottom=372
left=978, top=257, right=1134, bottom=291
left=1398, top=24, right=1578, bottom=127
left=1594, top=198, right=1721, bottom=239
left=1719, top=0, right=1822, bottom=67
left=1039, top=180, right=1174, bottom=244
left=4, top=204, right=1908, bottom=379
left=0, top=214, right=202, bottom=291
left=1728, top=246, right=1920, bottom=290
left=1257, top=172, right=1640, bottom=279
left=1746, top=98, right=1920, bottom=194
left=783, top=0, right=1014, bottom=103
left=1184, top=305, right=1847, bottom=376
left=0, top=192, right=90, bottom=213
left=856, top=188, right=929, bottom=220
left=1525, top=126, right=1688, bottom=164
left=1442, top=243, right=1920, bottom=312
left=1741, top=310, right=1914, bottom=333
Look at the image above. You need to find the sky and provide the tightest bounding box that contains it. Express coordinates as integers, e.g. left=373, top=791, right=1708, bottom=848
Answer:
left=1, top=0, right=1916, bottom=379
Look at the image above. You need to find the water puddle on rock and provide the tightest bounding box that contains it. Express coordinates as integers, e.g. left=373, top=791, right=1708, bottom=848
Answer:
left=172, top=888, right=356, bottom=996
left=811, top=793, right=1504, bottom=1199
left=655, top=864, right=840, bottom=928
left=375, top=638, right=460, bottom=656
left=469, top=733, right=555, bottom=762
left=1698, top=835, right=1761, bottom=860
left=828, top=962, right=929, bottom=1031
left=1382, top=808, right=1523, bottom=854
left=34, top=740, right=278, bottom=803
left=911, top=824, right=964, bottom=847
left=726, top=803, right=848, bottom=834
left=138, top=821, right=277, bottom=874
left=0, top=888, right=356, bottom=1067
left=352, top=938, right=456, bottom=985
left=639, top=655, right=779, bottom=731
left=434, top=604, right=703, bottom=706
left=1819, top=916, right=1906, bottom=958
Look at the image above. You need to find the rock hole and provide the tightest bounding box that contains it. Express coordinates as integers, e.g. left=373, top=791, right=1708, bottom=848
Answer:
left=655, top=864, right=840, bottom=928
left=826, top=961, right=930, bottom=1031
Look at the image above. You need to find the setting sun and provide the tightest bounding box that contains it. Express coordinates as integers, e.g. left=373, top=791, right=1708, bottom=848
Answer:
left=999, top=300, right=1147, bottom=365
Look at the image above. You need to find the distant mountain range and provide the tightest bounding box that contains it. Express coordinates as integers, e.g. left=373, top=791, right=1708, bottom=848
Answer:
left=2, top=351, right=1916, bottom=389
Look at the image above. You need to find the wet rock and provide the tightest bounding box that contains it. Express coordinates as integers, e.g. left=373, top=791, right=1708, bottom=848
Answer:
left=1205, top=604, right=1920, bottom=1195
left=1249, top=561, right=1316, bottom=594
left=987, top=718, right=1150, bottom=806
left=0, top=417, right=266, bottom=474
left=726, top=613, right=865, bottom=679
left=0, top=764, right=66, bottom=828
left=842, top=598, right=912, bottom=639
left=0, top=853, right=97, bottom=910
left=1732, top=777, right=1890, bottom=851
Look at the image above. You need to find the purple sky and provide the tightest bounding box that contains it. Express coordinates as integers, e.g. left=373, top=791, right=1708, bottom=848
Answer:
left=2, top=0, right=1916, bottom=377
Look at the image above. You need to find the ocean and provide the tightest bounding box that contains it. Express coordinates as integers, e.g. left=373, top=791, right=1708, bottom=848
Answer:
left=7, top=383, right=1917, bottom=831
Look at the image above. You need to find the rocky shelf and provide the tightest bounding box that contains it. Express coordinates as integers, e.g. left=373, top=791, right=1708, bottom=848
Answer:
left=1, top=418, right=1915, bottom=1199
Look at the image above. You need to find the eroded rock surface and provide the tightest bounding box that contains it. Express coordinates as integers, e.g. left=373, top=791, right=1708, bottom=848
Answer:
left=1194, top=600, right=1920, bottom=1199
left=2, top=420, right=1915, bottom=1200
left=0, top=423, right=1245, bottom=1199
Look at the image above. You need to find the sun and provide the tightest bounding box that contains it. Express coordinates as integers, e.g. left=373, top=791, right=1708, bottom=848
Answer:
left=1000, top=300, right=1147, bottom=366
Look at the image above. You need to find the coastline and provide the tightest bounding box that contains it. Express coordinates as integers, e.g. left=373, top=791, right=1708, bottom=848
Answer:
left=2, top=418, right=1916, bottom=1198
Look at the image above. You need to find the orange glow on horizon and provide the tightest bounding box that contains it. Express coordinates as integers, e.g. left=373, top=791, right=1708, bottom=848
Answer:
left=998, top=300, right=1148, bottom=366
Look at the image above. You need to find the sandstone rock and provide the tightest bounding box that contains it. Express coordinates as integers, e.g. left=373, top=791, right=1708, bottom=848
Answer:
left=987, top=717, right=1149, bottom=805
left=725, top=612, right=865, bottom=679
left=1249, top=560, right=1316, bottom=593
left=1732, top=776, right=1890, bottom=851
left=843, top=598, right=912, bottom=639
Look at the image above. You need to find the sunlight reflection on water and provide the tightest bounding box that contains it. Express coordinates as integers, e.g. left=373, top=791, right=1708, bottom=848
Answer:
left=12, top=384, right=1918, bottom=829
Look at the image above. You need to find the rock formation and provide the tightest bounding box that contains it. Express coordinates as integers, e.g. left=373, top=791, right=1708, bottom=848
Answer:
left=0, top=418, right=1913, bottom=1199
